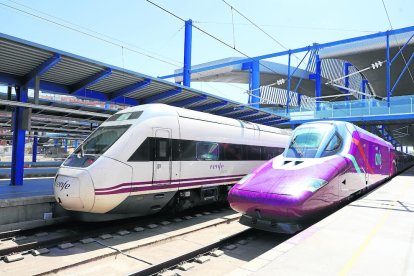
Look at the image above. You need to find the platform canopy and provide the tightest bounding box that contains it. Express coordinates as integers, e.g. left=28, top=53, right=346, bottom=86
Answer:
left=173, top=57, right=340, bottom=98
left=0, top=32, right=287, bottom=129
left=0, top=93, right=114, bottom=138
left=319, top=31, right=414, bottom=98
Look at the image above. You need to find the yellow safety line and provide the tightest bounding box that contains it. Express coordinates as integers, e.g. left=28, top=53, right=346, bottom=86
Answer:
left=338, top=178, right=412, bottom=276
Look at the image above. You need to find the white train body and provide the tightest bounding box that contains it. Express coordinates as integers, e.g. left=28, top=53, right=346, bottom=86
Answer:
left=54, top=104, right=290, bottom=219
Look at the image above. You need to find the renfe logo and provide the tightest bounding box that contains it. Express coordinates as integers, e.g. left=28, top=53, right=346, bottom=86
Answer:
left=55, top=179, right=71, bottom=191
left=210, top=163, right=224, bottom=171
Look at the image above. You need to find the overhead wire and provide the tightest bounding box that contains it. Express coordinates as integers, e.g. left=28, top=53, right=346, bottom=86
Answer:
left=196, top=21, right=377, bottom=34
left=146, top=0, right=309, bottom=107
left=0, top=0, right=182, bottom=68
left=221, top=0, right=289, bottom=52
left=380, top=0, right=414, bottom=84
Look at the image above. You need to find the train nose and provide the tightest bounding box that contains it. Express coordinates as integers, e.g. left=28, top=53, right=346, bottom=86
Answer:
left=54, top=167, right=95, bottom=212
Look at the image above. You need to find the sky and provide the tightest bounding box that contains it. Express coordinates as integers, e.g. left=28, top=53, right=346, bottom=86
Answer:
left=0, top=0, right=413, bottom=103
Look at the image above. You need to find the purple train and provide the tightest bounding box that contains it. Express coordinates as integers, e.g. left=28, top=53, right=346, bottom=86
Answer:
left=228, top=121, right=414, bottom=233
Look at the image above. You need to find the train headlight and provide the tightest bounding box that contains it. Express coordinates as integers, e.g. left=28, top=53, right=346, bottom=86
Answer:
left=304, top=178, right=328, bottom=192
left=238, top=174, right=254, bottom=185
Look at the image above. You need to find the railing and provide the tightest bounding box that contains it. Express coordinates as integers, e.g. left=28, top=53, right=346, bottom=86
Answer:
left=264, top=96, right=414, bottom=121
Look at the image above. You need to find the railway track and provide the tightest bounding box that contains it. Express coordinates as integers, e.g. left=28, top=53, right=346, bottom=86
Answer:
left=129, top=228, right=254, bottom=276
left=0, top=206, right=252, bottom=275
left=0, top=205, right=230, bottom=261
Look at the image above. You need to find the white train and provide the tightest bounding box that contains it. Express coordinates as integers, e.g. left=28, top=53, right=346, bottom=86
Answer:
left=54, top=104, right=290, bottom=220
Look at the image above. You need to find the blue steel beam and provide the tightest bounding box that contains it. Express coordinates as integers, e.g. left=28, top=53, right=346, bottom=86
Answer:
left=268, top=119, right=289, bottom=126
left=183, top=19, right=192, bottom=87
left=109, top=79, right=151, bottom=101
left=193, top=101, right=228, bottom=112
left=391, top=32, right=414, bottom=64
left=24, top=53, right=61, bottom=86
left=143, top=88, right=182, bottom=104
left=255, top=117, right=281, bottom=125
left=0, top=72, right=21, bottom=85
left=286, top=52, right=291, bottom=113
left=159, top=26, right=414, bottom=80
left=10, top=86, right=28, bottom=186
left=213, top=106, right=238, bottom=115
left=361, top=79, right=368, bottom=100
left=70, top=68, right=112, bottom=94
left=391, top=51, right=414, bottom=94
left=309, top=54, right=322, bottom=111
left=230, top=110, right=259, bottom=119
left=244, top=61, right=260, bottom=108
left=170, top=95, right=207, bottom=107
left=386, top=32, right=391, bottom=107
left=248, top=114, right=272, bottom=122
left=343, top=62, right=351, bottom=101
left=0, top=71, right=138, bottom=105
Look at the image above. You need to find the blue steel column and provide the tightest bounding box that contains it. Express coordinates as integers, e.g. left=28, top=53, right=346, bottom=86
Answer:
left=249, top=61, right=260, bottom=108
left=344, top=62, right=351, bottom=101
left=297, top=93, right=302, bottom=107
left=64, top=138, right=68, bottom=153
left=386, top=31, right=391, bottom=107
left=286, top=52, right=291, bottom=114
left=10, top=86, right=28, bottom=186
left=183, top=19, right=192, bottom=87
left=74, top=139, right=79, bottom=149
left=361, top=79, right=368, bottom=100
left=315, top=54, right=322, bottom=111
left=32, top=135, right=38, bottom=162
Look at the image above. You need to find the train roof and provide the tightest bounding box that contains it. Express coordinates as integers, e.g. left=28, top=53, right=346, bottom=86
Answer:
left=115, top=104, right=291, bottom=136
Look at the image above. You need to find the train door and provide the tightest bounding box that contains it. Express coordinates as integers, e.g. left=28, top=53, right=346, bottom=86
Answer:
left=153, top=128, right=172, bottom=185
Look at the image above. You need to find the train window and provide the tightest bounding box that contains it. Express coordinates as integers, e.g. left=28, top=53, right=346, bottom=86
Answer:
left=261, top=146, right=283, bottom=160
left=246, top=145, right=261, bottom=160
left=80, top=125, right=130, bottom=155
left=196, top=142, right=219, bottom=161
left=106, top=111, right=143, bottom=122
left=180, top=140, right=197, bottom=161
left=285, top=126, right=330, bottom=158
left=321, top=133, right=342, bottom=157
left=222, top=143, right=243, bottom=160
left=156, top=138, right=170, bottom=161
left=128, top=137, right=153, bottom=161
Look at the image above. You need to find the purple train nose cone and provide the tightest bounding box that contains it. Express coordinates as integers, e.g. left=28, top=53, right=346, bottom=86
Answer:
left=228, top=156, right=345, bottom=226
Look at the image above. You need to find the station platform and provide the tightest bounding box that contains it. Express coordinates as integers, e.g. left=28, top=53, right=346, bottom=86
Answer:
left=0, top=178, right=69, bottom=232
left=229, top=166, right=414, bottom=276
left=0, top=167, right=59, bottom=179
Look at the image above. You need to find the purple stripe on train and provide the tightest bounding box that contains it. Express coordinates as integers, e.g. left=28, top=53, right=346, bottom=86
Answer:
left=95, top=175, right=244, bottom=195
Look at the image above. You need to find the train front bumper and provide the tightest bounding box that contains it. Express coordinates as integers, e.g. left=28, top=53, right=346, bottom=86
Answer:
left=54, top=167, right=95, bottom=212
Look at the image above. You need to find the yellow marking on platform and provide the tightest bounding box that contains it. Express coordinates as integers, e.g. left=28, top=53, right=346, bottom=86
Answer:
left=338, top=179, right=412, bottom=276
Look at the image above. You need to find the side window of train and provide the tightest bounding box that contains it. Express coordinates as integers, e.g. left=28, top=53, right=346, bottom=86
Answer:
left=261, top=146, right=281, bottom=160
left=180, top=140, right=197, bottom=161
left=246, top=145, right=261, bottom=160
left=155, top=138, right=171, bottom=161
left=221, top=143, right=243, bottom=160
left=128, top=137, right=153, bottom=161
left=322, top=133, right=342, bottom=157
left=196, top=142, right=219, bottom=161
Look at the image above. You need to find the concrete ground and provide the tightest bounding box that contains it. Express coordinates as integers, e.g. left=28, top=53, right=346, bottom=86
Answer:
left=229, top=167, right=414, bottom=276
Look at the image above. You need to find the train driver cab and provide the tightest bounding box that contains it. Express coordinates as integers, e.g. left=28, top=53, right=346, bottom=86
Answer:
left=284, top=123, right=343, bottom=159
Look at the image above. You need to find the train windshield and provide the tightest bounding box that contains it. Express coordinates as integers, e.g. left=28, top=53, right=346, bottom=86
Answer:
left=285, top=125, right=333, bottom=158
left=63, top=125, right=130, bottom=167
